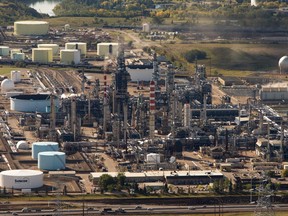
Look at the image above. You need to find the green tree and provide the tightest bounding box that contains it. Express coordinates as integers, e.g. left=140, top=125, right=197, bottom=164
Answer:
left=99, top=174, right=116, bottom=191
left=151, top=16, right=164, bottom=25
left=117, top=173, right=126, bottom=187
left=281, top=169, right=288, bottom=177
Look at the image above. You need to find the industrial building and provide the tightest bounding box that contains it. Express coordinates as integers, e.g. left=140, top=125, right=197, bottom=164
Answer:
left=259, top=82, right=288, bottom=101
left=0, top=46, right=9, bottom=56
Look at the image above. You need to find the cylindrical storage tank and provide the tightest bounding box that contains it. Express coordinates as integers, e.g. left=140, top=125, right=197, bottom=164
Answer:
left=97, top=43, right=119, bottom=57
left=60, top=49, right=81, bottom=64
left=14, top=21, right=49, bottom=35
left=32, top=48, right=53, bottom=63
left=11, top=71, right=21, bottom=82
left=38, top=151, right=66, bottom=170
left=65, top=42, right=87, bottom=56
left=64, top=24, right=70, bottom=31
left=279, top=56, right=288, bottom=74
left=1, top=79, right=15, bottom=93
left=16, top=141, right=29, bottom=150
left=284, top=165, right=288, bottom=170
left=142, top=23, right=151, bottom=33
left=10, top=49, right=22, bottom=59
left=0, top=170, right=43, bottom=189
left=0, top=46, right=9, bottom=56
left=146, top=153, right=161, bottom=164
left=32, top=142, right=59, bottom=160
left=11, top=53, right=25, bottom=61
left=38, top=44, right=59, bottom=56
left=10, top=94, right=58, bottom=113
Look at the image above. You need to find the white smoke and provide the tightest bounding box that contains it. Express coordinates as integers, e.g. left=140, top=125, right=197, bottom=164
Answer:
left=251, top=0, right=257, bottom=6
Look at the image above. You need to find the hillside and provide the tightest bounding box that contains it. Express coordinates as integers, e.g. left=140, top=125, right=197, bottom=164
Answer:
left=0, top=0, right=43, bottom=26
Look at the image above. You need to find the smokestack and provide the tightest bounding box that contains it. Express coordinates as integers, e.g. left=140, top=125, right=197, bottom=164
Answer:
left=203, top=94, right=207, bottom=125
left=49, top=94, right=56, bottom=141
left=103, top=74, right=108, bottom=132
left=149, top=80, right=156, bottom=143
left=71, top=98, right=77, bottom=141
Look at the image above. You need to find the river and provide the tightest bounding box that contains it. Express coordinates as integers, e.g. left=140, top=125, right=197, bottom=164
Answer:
left=28, top=0, right=61, bottom=16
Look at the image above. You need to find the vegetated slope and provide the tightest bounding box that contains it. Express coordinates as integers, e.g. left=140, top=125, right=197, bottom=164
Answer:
left=0, top=0, right=43, bottom=26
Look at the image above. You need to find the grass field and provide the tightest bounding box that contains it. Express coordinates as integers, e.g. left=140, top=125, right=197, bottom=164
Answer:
left=0, top=66, right=22, bottom=76
left=159, top=42, right=288, bottom=76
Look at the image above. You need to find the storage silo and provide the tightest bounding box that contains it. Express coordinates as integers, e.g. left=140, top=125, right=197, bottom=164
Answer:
left=14, top=21, right=49, bottom=35
left=38, top=44, right=59, bottom=56
left=60, top=49, right=81, bottom=64
left=65, top=42, right=87, bottom=56
left=146, top=153, right=161, bottom=164
left=97, top=43, right=119, bottom=57
left=32, top=141, right=59, bottom=160
left=142, top=23, right=151, bottom=33
left=32, top=48, right=53, bottom=63
left=64, top=24, right=70, bottom=31
left=11, top=71, right=21, bottom=82
left=0, top=170, right=43, bottom=189
left=11, top=52, right=25, bottom=61
left=0, top=46, right=9, bottom=56
left=1, top=79, right=15, bottom=93
left=38, top=151, right=66, bottom=170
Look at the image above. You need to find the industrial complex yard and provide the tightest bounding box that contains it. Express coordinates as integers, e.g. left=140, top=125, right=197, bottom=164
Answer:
left=1, top=11, right=288, bottom=215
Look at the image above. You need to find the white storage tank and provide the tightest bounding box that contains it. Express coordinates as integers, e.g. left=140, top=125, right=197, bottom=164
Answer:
left=16, top=141, right=29, bottom=150
left=32, top=141, right=59, bottom=160
left=38, top=44, right=59, bottom=56
left=11, top=52, right=25, bottom=61
left=147, top=153, right=161, bottom=164
left=14, top=21, right=49, bottom=35
left=0, top=170, right=43, bottom=189
left=10, top=94, right=58, bottom=113
left=65, top=42, right=87, bottom=56
left=64, top=24, right=70, bottom=31
left=10, top=49, right=22, bottom=59
left=60, top=49, right=81, bottom=64
left=97, top=43, right=119, bottom=57
left=0, top=46, right=9, bottom=56
left=1, top=79, right=15, bottom=93
left=32, top=48, right=53, bottom=63
left=142, top=23, right=151, bottom=33
left=284, top=165, right=288, bottom=170
left=38, top=151, right=66, bottom=170
left=11, top=71, right=21, bottom=82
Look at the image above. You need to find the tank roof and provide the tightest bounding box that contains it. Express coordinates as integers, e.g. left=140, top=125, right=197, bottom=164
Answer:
left=1, top=169, right=43, bottom=176
left=11, top=94, right=51, bottom=100
left=39, top=151, right=65, bottom=156
left=33, top=141, right=58, bottom=146
left=15, top=21, right=48, bottom=24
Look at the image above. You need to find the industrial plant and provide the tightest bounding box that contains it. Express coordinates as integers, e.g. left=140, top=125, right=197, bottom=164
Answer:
left=0, top=19, right=288, bottom=214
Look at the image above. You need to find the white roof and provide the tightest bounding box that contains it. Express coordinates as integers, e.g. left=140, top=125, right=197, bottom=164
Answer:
left=15, top=21, right=48, bottom=25
left=1, top=169, right=43, bottom=177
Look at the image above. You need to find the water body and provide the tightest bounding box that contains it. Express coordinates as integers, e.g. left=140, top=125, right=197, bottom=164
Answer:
left=28, top=0, right=61, bottom=16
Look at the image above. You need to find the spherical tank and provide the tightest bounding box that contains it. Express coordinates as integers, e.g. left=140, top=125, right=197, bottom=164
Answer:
left=0, top=46, right=9, bottom=56
left=10, top=94, right=58, bottom=113
left=60, top=49, right=81, bottom=64
left=279, top=56, right=288, bottom=73
left=65, top=42, right=87, bottom=56
left=38, top=151, right=66, bottom=170
left=16, top=141, right=29, bottom=150
left=1, top=79, right=15, bottom=93
left=38, top=44, right=59, bottom=56
left=14, top=21, right=49, bottom=35
left=32, top=141, right=59, bottom=160
left=32, top=48, right=53, bottom=63
left=0, top=170, right=43, bottom=189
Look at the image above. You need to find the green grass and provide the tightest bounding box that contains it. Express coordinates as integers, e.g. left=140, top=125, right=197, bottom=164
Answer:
left=159, top=42, right=287, bottom=77
left=0, top=66, right=22, bottom=76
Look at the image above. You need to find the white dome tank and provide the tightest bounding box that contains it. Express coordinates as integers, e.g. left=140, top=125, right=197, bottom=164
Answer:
left=65, top=42, right=87, bottom=56
left=16, top=141, right=29, bottom=150
left=147, top=153, right=161, bottom=164
left=60, top=49, right=81, bottom=64
left=0, top=170, right=43, bottom=189
left=11, top=71, right=21, bottom=82
left=32, top=141, right=59, bottom=160
left=1, top=79, right=15, bottom=93
left=279, top=56, right=288, bottom=74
